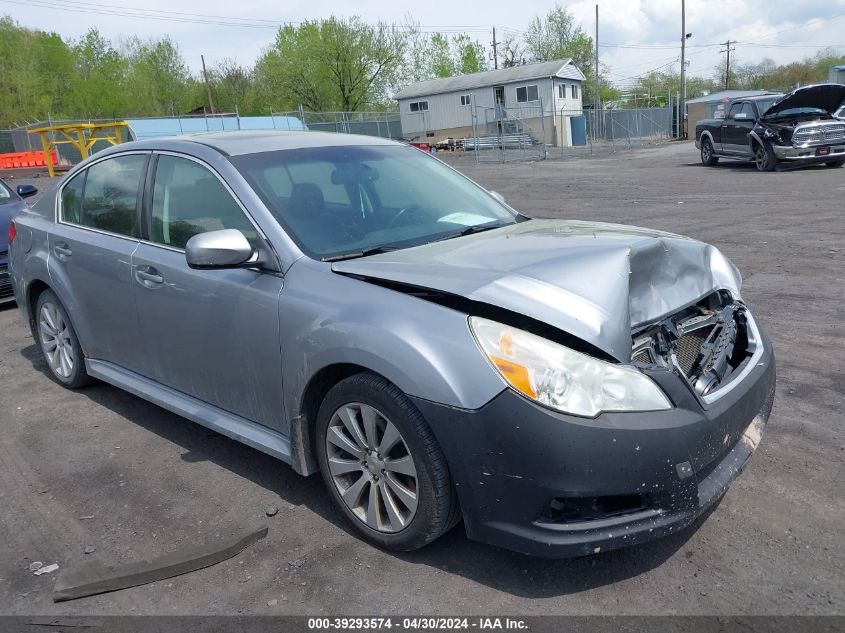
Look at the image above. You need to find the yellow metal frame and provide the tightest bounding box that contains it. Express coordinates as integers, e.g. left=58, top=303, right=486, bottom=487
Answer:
left=28, top=121, right=129, bottom=177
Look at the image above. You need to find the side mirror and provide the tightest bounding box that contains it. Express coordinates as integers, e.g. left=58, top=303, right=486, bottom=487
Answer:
left=489, top=190, right=505, bottom=204
left=17, top=184, right=38, bottom=198
left=185, top=229, right=254, bottom=269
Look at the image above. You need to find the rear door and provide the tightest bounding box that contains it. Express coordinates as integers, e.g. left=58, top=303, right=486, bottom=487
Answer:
left=131, top=152, right=286, bottom=430
left=48, top=152, right=149, bottom=370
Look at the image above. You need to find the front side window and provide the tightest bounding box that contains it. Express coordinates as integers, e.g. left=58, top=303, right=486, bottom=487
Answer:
left=516, top=85, right=539, bottom=103
left=75, top=154, right=146, bottom=237
left=727, top=103, right=743, bottom=119
left=230, top=145, right=518, bottom=261
left=61, top=171, right=85, bottom=223
left=739, top=103, right=756, bottom=119
left=150, top=155, right=257, bottom=250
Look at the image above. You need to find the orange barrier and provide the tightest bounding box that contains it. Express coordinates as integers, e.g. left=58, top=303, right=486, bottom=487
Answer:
left=0, top=150, right=59, bottom=170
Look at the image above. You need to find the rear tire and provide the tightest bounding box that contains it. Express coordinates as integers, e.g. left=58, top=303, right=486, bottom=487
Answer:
left=825, top=159, right=845, bottom=168
left=315, top=373, right=460, bottom=551
left=754, top=142, right=777, bottom=172
left=700, top=137, right=719, bottom=166
left=34, top=289, right=94, bottom=389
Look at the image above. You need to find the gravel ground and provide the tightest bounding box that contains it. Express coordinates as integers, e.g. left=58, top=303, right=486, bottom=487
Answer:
left=0, top=141, right=843, bottom=616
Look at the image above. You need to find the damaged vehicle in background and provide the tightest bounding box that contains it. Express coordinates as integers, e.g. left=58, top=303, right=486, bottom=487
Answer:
left=8, top=131, right=775, bottom=558
left=696, top=83, right=845, bottom=171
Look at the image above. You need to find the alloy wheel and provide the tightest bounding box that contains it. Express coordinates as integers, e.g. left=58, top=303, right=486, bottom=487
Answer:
left=39, top=301, right=75, bottom=378
left=755, top=147, right=767, bottom=171
left=325, top=402, right=419, bottom=533
left=702, top=141, right=712, bottom=162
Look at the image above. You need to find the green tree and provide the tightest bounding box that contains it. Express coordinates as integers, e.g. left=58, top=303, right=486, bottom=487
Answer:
left=0, top=17, right=76, bottom=125
left=210, top=59, right=257, bottom=114
left=523, top=5, right=605, bottom=104
left=451, top=34, right=488, bottom=74
left=429, top=33, right=456, bottom=78
left=256, top=17, right=406, bottom=112
left=123, top=35, right=193, bottom=116
left=71, top=28, right=128, bottom=118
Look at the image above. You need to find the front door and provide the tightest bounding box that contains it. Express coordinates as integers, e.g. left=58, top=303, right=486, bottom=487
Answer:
left=722, top=102, right=755, bottom=154
left=48, top=153, right=148, bottom=372
left=131, top=153, right=286, bottom=430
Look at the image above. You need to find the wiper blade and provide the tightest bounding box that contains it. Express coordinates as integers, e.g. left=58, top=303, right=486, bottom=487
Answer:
left=432, top=221, right=509, bottom=243
left=321, top=246, right=400, bottom=262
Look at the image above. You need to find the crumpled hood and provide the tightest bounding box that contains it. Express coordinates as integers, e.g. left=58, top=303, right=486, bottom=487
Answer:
left=762, top=83, right=845, bottom=118
left=332, top=219, right=742, bottom=362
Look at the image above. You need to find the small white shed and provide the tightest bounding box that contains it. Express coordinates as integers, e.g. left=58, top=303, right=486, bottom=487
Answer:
left=395, top=59, right=585, bottom=146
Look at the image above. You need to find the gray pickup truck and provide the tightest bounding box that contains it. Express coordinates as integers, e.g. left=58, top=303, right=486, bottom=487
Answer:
left=695, top=83, right=845, bottom=171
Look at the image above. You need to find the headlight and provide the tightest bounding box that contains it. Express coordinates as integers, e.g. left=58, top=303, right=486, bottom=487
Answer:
left=469, top=317, right=672, bottom=417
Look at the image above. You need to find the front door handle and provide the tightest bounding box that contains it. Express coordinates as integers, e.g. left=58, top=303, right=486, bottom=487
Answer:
left=53, top=242, right=72, bottom=260
left=135, top=265, right=164, bottom=287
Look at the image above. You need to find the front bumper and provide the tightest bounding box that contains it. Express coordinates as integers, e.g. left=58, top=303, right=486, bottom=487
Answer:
left=773, top=143, right=845, bottom=162
left=414, top=326, right=776, bottom=558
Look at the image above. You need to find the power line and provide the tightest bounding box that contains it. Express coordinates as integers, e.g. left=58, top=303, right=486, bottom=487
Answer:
left=0, top=0, right=504, bottom=32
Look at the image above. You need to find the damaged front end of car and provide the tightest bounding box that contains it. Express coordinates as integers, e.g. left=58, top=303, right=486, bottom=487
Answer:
left=331, top=218, right=776, bottom=556
left=632, top=290, right=760, bottom=401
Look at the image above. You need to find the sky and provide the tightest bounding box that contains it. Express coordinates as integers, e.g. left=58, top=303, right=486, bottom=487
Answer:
left=3, top=0, right=845, bottom=89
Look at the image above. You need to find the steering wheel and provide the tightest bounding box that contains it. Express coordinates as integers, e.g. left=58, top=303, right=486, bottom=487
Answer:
left=388, top=204, right=425, bottom=228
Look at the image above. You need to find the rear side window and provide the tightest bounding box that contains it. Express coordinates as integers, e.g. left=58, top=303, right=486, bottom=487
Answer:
left=77, top=154, right=146, bottom=237
left=61, top=172, right=85, bottom=223
left=150, top=155, right=257, bottom=250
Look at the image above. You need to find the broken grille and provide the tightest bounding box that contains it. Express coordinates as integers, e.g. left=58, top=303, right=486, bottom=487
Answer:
left=674, top=328, right=712, bottom=375
left=631, top=293, right=753, bottom=399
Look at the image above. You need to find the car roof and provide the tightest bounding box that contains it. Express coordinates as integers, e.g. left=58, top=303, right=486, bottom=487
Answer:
left=122, top=130, right=402, bottom=156
left=736, top=95, right=780, bottom=102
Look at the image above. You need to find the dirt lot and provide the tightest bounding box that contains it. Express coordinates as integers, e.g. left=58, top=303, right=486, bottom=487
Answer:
left=1, top=141, right=843, bottom=616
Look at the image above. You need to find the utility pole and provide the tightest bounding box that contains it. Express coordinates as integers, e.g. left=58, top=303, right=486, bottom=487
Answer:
left=680, top=0, right=685, bottom=138
left=720, top=40, right=735, bottom=90
left=491, top=27, right=499, bottom=70
left=595, top=4, right=600, bottom=138
left=201, top=54, right=216, bottom=115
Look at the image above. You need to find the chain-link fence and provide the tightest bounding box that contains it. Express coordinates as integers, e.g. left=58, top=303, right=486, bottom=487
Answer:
left=469, top=100, right=548, bottom=163
left=274, top=110, right=402, bottom=139
left=558, top=107, right=673, bottom=159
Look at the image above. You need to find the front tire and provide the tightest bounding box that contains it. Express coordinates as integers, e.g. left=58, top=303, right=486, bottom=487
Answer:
left=34, top=289, right=94, bottom=389
left=315, top=373, right=460, bottom=551
left=754, top=142, right=777, bottom=172
left=700, top=137, right=719, bottom=166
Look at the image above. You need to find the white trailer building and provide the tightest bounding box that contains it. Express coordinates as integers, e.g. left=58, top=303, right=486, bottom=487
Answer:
left=395, top=59, right=585, bottom=147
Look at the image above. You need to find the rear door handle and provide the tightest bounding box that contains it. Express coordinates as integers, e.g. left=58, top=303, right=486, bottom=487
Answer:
left=135, top=265, right=164, bottom=287
left=53, top=242, right=72, bottom=259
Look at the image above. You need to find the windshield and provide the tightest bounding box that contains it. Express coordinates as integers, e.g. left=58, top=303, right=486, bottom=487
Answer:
left=764, top=106, right=829, bottom=118
left=756, top=98, right=781, bottom=115
left=229, top=145, right=517, bottom=260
